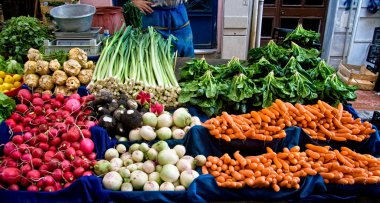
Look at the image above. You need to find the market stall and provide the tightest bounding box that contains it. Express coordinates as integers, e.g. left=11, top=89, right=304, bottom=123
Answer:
left=0, top=4, right=379, bottom=203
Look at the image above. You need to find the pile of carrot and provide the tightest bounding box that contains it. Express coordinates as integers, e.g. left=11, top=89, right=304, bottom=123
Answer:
left=202, top=144, right=380, bottom=191
left=202, top=99, right=375, bottom=142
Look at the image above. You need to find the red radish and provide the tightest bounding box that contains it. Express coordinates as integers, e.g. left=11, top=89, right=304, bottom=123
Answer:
left=32, top=148, right=43, bottom=158
left=37, top=179, right=45, bottom=188
left=45, top=108, right=54, bottom=115
left=28, top=137, right=38, bottom=146
left=73, top=167, right=85, bottom=178
left=55, top=123, right=67, bottom=133
left=65, top=116, right=75, bottom=125
left=80, top=138, right=94, bottom=154
left=26, top=169, right=41, bottom=182
left=5, top=119, right=16, bottom=128
left=43, top=151, right=55, bottom=162
left=2, top=168, right=21, bottom=184
left=42, top=93, right=51, bottom=101
left=77, top=121, right=85, bottom=126
left=65, top=99, right=81, bottom=113
left=37, top=133, right=48, bottom=143
left=61, top=133, right=69, bottom=141
left=55, top=182, right=62, bottom=191
left=21, top=153, right=32, bottom=162
left=19, top=143, right=30, bottom=153
left=33, top=93, right=41, bottom=98
left=44, top=103, right=52, bottom=110
left=52, top=100, right=62, bottom=109
left=39, top=164, right=50, bottom=176
left=54, top=151, right=65, bottom=161
left=10, top=150, right=21, bottom=160
left=50, top=137, right=61, bottom=146
left=5, top=159, right=17, bottom=167
left=39, top=142, right=50, bottom=151
left=23, top=132, right=33, bottom=142
left=17, top=89, right=33, bottom=104
left=52, top=169, right=63, bottom=181
left=27, top=185, right=39, bottom=191
left=39, top=124, right=48, bottom=133
left=69, top=94, right=80, bottom=100
left=72, top=142, right=80, bottom=150
left=3, top=142, right=16, bottom=156
left=65, top=147, right=76, bottom=160
left=87, top=152, right=96, bottom=161
left=59, top=141, right=71, bottom=150
left=48, top=128, right=59, bottom=138
left=83, top=171, right=93, bottom=176
left=12, top=125, right=24, bottom=133
left=56, top=94, right=64, bottom=102
left=22, top=117, right=33, bottom=126
left=84, top=120, right=96, bottom=129
left=10, top=113, right=22, bottom=122
left=67, top=126, right=81, bottom=142
left=81, top=129, right=91, bottom=138
left=44, top=185, right=56, bottom=192
left=11, top=135, right=23, bottom=144
left=64, top=182, right=71, bottom=188
left=61, top=111, right=70, bottom=119
left=49, top=146, right=57, bottom=152
left=81, top=160, right=91, bottom=170
left=76, top=150, right=84, bottom=157
left=27, top=112, right=37, bottom=119
left=43, top=175, right=55, bottom=186
left=32, top=158, right=43, bottom=168
left=32, top=98, right=44, bottom=107
left=20, top=177, right=29, bottom=187
left=61, top=160, right=71, bottom=172
left=25, top=126, right=31, bottom=131
left=30, top=128, right=39, bottom=135
left=48, top=158, right=60, bottom=170
left=63, top=171, right=74, bottom=182
left=15, top=104, right=28, bottom=114
left=72, top=157, right=83, bottom=168
left=21, top=164, right=32, bottom=175
left=33, top=106, right=43, bottom=115
left=8, top=184, right=20, bottom=191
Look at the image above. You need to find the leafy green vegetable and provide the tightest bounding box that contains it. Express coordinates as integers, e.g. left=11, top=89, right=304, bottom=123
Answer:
left=0, top=56, right=23, bottom=74
left=0, top=16, right=53, bottom=63
left=248, top=40, right=290, bottom=66
left=261, top=71, right=288, bottom=107
left=290, top=42, right=320, bottom=68
left=123, top=1, right=143, bottom=28
left=179, top=57, right=214, bottom=82
left=307, top=60, right=335, bottom=81
left=0, top=93, right=16, bottom=123
left=283, top=24, right=320, bottom=48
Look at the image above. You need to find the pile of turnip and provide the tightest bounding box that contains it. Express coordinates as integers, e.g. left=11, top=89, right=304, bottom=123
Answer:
left=0, top=89, right=98, bottom=191
left=97, top=141, right=206, bottom=191
left=128, top=108, right=202, bottom=142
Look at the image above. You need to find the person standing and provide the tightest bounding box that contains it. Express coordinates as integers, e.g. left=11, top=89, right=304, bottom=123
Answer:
left=131, top=0, right=195, bottom=57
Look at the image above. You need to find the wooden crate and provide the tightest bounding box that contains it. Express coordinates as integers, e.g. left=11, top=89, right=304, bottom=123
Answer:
left=337, top=62, right=379, bottom=91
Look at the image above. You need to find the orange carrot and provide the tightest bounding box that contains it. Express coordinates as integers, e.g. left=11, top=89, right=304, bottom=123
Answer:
left=233, top=151, right=247, bottom=168
left=250, top=111, right=261, bottom=124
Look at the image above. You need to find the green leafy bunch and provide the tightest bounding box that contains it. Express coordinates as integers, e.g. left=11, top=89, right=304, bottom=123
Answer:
left=0, top=16, right=53, bottom=63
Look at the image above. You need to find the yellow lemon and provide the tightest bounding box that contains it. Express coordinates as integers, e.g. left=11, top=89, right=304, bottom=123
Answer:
left=12, top=74, right=21, bottom=82
left=0, top=71, right=5, bottom=78
left=13, top=81, right=22, bottom=88
left=4, top=75, right=14, bottom=84
left=0, top=78, right=3, bottom=84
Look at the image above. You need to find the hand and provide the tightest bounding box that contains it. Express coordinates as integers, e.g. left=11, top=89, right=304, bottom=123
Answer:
left=132, top=0, right=154, bottom=15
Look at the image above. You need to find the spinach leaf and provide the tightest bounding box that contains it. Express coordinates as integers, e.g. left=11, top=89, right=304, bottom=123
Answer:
left=283, top=24, right=320, bottom=48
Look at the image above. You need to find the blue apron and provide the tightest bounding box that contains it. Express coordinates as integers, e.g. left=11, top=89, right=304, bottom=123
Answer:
left=142, top=4, right=195, bottom=57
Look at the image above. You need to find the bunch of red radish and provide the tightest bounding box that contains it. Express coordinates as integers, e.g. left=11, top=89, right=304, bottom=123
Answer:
left=0, top=89, right=98, bottom=192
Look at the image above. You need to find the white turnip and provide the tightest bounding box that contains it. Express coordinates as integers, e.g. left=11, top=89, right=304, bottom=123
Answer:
left=156, top=127, right=172, bottom=140
left=160, top=164, right=180, bottom=182
left=180, top=170, right=199, bottom=188
left=173, top=145, right=186, bottom=158
left=157, top=113, right=173, bottom=128
left=143, top=181, right=159, bottom=191
left=116, top=144, right=127, bottom=154
left=130, top=170, right=148, bottom=190
left=132, top=150, right=144, bottom=163
left=157, top=149, right=179, bottom=165
left=159, top=182, right=175, bottom=191
left=142, top=160, right=155, bottom=174
left=102, top=171, right=123, bottom=191
left=172, top=129, right=186, bottom=140
left=105, top=148, right=119, bottom=161
left=142, top=112, right=158, bottom=128
left=139, top=126, right=156, bottom=141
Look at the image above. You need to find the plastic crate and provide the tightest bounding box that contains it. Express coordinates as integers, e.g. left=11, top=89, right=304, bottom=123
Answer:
left=367, top=44, right=380, bottom=64
left=43, top=39, right=102, bottom=57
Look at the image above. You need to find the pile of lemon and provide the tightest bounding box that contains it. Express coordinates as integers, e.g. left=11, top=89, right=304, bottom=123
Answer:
left=0, top=71, right=22, bottom=93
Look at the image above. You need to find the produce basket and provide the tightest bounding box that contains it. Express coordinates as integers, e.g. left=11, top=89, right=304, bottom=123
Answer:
left=337, top=61, right=379, bottom=90
left=43, top=39, right=102, bottom=57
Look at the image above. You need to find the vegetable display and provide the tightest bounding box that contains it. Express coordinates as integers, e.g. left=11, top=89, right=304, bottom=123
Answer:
left=0, top=16, right=52, bottom=63
left=23, top=48, right=94, bottom=96
left=179, top=41, right=357, bottom=117
left=204, top=144, right=380, bottom=191
left=0, top=92, right=16, bottom=123
left=0, top=90, right=97, bottom=191
left=97, top=141, right=206, bottom=191
left=89, top=25, right=180, bottom=107
left=203, top=99, right=375, bottom=142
